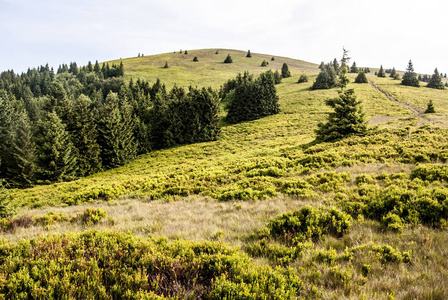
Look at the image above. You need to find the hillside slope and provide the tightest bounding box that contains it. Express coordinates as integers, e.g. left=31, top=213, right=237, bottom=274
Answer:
left=3, top=49, right=448, bottom=299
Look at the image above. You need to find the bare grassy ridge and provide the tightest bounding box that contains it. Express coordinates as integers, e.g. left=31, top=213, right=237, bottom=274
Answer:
left=3, top=49, right=448, bottom=299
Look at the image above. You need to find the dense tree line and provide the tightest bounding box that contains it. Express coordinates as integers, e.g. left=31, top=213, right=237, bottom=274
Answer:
left=0, top=63, right=220, bottom=187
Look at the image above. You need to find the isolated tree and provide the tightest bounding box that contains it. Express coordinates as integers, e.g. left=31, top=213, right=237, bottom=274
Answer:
left=427, top=68, right=445, bottom=89
left=316, top=48, right=368, bottom=141
left=261, top=60, right=269, bottom=67
left=355, top=71, right=368, bottom=83
left=246, top=50, right=252, bottom=58
left=184, top=50, right=188, bottom=54
left=389, top=67, right=397, bottom=78
left=401, top=60, right=420, bottom=87
left=193, top=56, right=199, bottom=62
left=281, top=63, right=291, bottom=78
left=215, top=50, right=219, bottom=54
left=424, top=100, right=435, bottom=113
left=350, top=62, right=359, bottom=73
left=377, top=65, right=386, bottom=77
left=271, top=57, right=275, bottom=61
left=163, top=61, right=169, bottom=68
left=311, top=63, right=337, bottom=90
left=224, top=54, right=233, bottom=64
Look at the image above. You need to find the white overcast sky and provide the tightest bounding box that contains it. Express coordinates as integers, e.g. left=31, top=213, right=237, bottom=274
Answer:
left=1, top=0, right=447, bottom=75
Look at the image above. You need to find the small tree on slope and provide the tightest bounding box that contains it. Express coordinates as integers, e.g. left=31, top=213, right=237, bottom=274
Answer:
left=401, top=60, right=420, bottom=87
left=315, top=48, right=368, bottom=142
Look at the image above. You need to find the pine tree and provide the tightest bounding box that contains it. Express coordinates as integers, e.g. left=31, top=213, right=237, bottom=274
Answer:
left=261, top=60, right=269, bottom=67
left=297, top=74, right=308, bottom=83
left=333, top=58, right=340, bottom=74
left=271, top=57, right=275, bottom=61
left=377, top=65, right=386, bottom=77
left=246, top=50, right=252, bottom=58
left=163, top=61, right=169, bottom=68
left=401, top=60, right=420, bottom=87
left=389, top=67, right=397, bottom=78
left=427, top=68, right=445, bottom=89
left=281, top=63, right=291, bottom=78
left=424, top=100, right=435, bottom=113
left=350, top=62, right=359, bottom=73
left=97, top=92, right=137, bottom=169
left=355, top=71, right=368, bottom=83
left=7, top=109, right=36, bottom=187
left=67, top=95, right=102, bottom=176
left=35, top=110, right=77, bottom=183
left=193, top=56, right=199, bottom=62
left=224, top=54, right=233, bottom=64
left=315, top=48, right=367, bottom=141
left=311, top=64, right=337, bottom=90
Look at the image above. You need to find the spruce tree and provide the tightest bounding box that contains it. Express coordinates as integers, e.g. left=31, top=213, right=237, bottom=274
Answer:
left=281, top=63, right=291, bottom=78
left=246, top=50, right=252, bottom=58
left=424, top=100, right=435, bottom=113
left=35, top=110, right=77, bottom=183
left=7, top=109, right=36, bottom=187
left=390, top=67, right=397, bottom=78
left=427, top=68, right=445, bottom=89
left=355, top=71, right=368, bottom=83
left=315, top=48, right=367, bottom=141
left=297, top=74, right=308, bottom=83
left=377, top=65, right=386, bottom=77
left=224, top=54, right=233, bottom=63
left=350, top=62, right=359, bottom=73
left=401, top=60, right=420, bottom=87
left=97, top=92, right=137, bottom=169
left=193, top=56, right=199, bottom=62
left=163, top=61, right=169, bottom=68
left=261, top=60, right=269, bottom=67
left=67, top=94, right=102, bottom=176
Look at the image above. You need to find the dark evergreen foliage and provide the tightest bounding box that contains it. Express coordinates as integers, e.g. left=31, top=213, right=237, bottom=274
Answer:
left=163, top=61, right=169, bottom=68
left=35, top=110, right=77, bottom=183
left=350, top=62, right=359, bottom=73
left=377, top=65, right=386, bottom=77
left=246, top=50, right=252, bottom=58
left=271, top=57, right=275, bottom=61
left=226, top=71, right=280, bottom=124
left=355, top=72, right=368, bottom=83
left=311, top=63, right=337, bottom=90
left=389, top=68, right=397, bottom=78
left=261, top=60, right=269, bottom=67
left=315, top=49, right=367, bottom=141
left=427, top=68, right=445, bottom=89
left=224, top=54, right=233, bottom=64
left=281, top=63, right=291, bottom=78
left=193, top=56, right=199, bottom=62
left=424, top=100, right=435, bottom=113
left=401, top=60, right=420, bottom=87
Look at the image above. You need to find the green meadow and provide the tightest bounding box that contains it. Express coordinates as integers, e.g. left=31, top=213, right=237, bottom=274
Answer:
left=2, top=49, right=448, bottom=299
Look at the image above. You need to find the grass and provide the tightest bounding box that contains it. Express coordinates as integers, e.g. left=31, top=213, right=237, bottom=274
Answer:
left=4, top=49, right=448, bottom=299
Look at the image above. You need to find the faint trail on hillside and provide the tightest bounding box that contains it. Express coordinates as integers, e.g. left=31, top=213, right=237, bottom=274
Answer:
left=369, top=81, right=420, bottom=116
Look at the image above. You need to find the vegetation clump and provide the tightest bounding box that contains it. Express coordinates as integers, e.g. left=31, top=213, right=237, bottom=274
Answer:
left=223, top=54, right=233, bottom=63
left=427, top=68, right=445, bottom=89
left=425, top=100, right=436, bottom=113
left=401, top=60, right=420, bottom=87
left=225, top=71, right=280, bottom=124
left=315, top=48, right=368, bottom=141
left=377, top=65, right=386, bottom=77
left=297, top=74, right=308, bottom=83
left=354, top=71, right=368, bottom=83
left=281, top=63, right=291, bottom=78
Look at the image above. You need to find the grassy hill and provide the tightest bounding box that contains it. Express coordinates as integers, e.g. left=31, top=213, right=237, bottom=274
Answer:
left=3, top=49, right=448, bottom=299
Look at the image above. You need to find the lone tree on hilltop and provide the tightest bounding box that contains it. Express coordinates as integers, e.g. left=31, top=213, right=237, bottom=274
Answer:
left=427, top=68, right=445, bottom=89
left=377, top=65, right=386, bottom=77
left=246, top=50, right=252, bottom=58
left=281, top=63, right=291, bottom=78
left=315, top=48, right=368, bottom=142
left=355, top=71, right=368, bottom=83
left=224, top=54, right=233, bottom=64
left=401, top=60, right=420, bottom=87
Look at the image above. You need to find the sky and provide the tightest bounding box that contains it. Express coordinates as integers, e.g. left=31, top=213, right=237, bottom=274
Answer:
left=1, top=0, right=447, bottom=75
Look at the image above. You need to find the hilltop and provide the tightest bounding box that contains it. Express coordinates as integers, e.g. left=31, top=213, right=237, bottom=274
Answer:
left=2, top=49, right=448, bottom=299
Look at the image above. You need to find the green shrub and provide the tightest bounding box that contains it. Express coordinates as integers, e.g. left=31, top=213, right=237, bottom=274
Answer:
left=266, top=206, right=351, bottom=244
left=314, top=248, right=337, bottom=265
left=0, top=182, right=16, bottom=219
left=382, top=213, right=403, bottom=233
left=73, top=208, right=107, bottom=226
left=0, top=231, right=302, bottom=299
left=410, top=164, right=448, bottom=182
